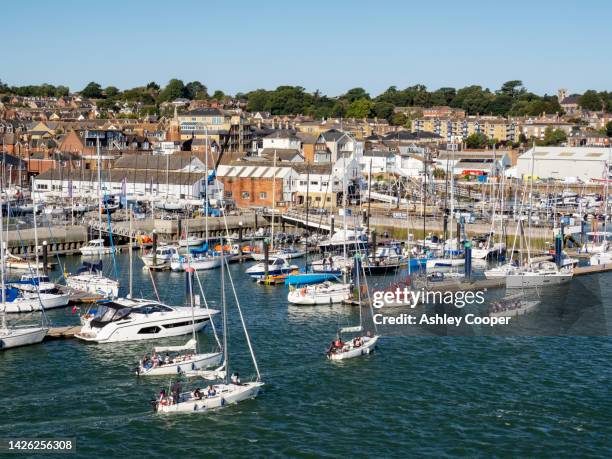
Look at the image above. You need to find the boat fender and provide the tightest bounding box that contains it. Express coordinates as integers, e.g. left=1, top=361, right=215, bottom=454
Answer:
left=221, top=398, right=225, bottom=407
left=177, top=366, right=181, bottom=374
left=191, top=362, right=196, bottom=370
left=300, top=288, right=306, bottom=297
left=194, top=404, right=198, bottom=411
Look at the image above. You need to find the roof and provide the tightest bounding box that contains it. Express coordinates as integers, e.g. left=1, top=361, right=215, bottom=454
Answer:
left=264, top=129, right=299, bottom=141
left=182, top=108, right=224, bottom=117
left=114, top=154, right=204, bottom=171
left=561, top=95, right=580, bottom=105
left=295, top=132, right=318, bottom=144
left=363, top=150, right=394, bottom=158
left=383, top=130, right=442, bottom=141
left=320, top=129, right=346, bottom=142
left=259, top=148, right=304, bottom=162
left=519, top=146, right=610, bottom=161
left=217, top=164, right=295, bottom=179
left=35, top=168, right=207, bottom=186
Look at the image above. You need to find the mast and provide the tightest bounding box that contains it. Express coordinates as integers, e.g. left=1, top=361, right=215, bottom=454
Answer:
left=305, top=164, right=310, bottom=268
left=527, top=142, right=535, bottom=264
left=96, top=137, right=102, bottom=242
left=1, top=195, right=6, bottom=331
left=128, top=205, right=133, bottom=298
left=342, top=164, right=348, bottom=284
left=31, top=177, right=40, bottom=279
left=270, top=150, right=276, bottom=250
left=205, top=127, right=209, bottom=245
left=220, top=240, right=229, bottom=384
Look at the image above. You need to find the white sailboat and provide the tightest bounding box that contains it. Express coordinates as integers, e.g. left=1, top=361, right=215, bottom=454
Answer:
left=0, top=201, right=47, bottom=349
left=326, top=254, right=379, bottom=361
left=154, top=243, right=263, bottom=413
left=137, top=267, right=222, bottom=376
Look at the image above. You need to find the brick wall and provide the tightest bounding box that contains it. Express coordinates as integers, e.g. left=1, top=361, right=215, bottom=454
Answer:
left=219, top=176, right=285, bottom=208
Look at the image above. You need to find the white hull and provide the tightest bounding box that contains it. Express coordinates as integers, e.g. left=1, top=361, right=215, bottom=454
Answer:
left=156, top=382, right=263, bottom=413
left=288, top=283, right=351, bottom=305
left=506, top=272, right=573, bottom=289
left=178, top=238, right=205, bottom=247
left=80, top=247, right=114, bottom=256
left=66, top=274, right=119, bottom=298
left=484, top=264, right=518, bottom=279
left=138, top=352, right=223, bottom=376
left=590, top=251, right=612, bottom=266
left=141, top=255, right=172, bottom=268
left=426, top=258, right=465, bottom=269
left=490, top=300, right=540, bottom=318
left=328, top=335, right=378, bottom=360
left=171, top=256, right=222, bottom=271
left=0, top=326, right=47, bottom=350
left=1, top=292, right=70, bottom=313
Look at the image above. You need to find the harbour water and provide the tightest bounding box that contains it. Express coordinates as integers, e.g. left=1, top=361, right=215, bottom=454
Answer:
left=1, top=253, right=611, bottom=457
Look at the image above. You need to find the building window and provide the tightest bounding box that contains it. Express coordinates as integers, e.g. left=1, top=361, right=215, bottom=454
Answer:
left=259, top=192, right=267, bottom=199
left=315, top=197, right=321, bottom=201
left=242, top=191, right=250, bottom=199
left=225, top=191, right=232, bottom=198
left=37, top=184, right=48, bottom=190
left=299, top=181, right=307, bottom=186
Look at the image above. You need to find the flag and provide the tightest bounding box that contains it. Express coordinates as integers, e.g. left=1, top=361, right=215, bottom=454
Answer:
left=68, top=179, right=73, bottom=198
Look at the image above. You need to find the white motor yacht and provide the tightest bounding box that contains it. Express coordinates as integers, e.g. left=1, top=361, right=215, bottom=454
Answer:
left=288, top=280, right=351, bottom=305
left=141, top=245, right=179, bottom=269
left=76, top=298, right=219, bottom=343
left=246, top=257, right=298, bottom=279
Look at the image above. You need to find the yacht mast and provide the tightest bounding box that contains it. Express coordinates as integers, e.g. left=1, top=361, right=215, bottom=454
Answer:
left=96, top=137, right=103, bottom=242
left=31, top=177, right=40, bottom=279
left=1, top=197, right=6, bottom=331
left=342, top=163, right=348, bottom=284
left=205, top=127, right=209, bottom=245
left=271, top=151, right=276, bottom=250
left=220, top=241, right=229, bottom=385
left=128, top=206, right=133, bottom=298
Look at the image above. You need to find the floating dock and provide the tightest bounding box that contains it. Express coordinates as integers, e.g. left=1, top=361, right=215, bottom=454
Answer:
left=45, top=326, right=82, bottom=340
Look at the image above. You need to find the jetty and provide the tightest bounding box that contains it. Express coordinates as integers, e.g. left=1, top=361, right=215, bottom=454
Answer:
left=45, top=326, right=82, bottom=340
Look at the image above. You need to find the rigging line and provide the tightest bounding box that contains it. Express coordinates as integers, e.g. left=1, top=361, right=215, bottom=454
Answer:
left=222, top=254, right=261, bottom=381
left=192, top=268, right=222, bottom=350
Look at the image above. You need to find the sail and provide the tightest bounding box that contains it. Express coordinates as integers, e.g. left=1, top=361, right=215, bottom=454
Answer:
left=190, top=243, right=208, bottom=255
left=285, top=273, right=339, bottom=286
left=154, top=338, right=197, bottom=353
left=340, top=326, right=363, bottom=334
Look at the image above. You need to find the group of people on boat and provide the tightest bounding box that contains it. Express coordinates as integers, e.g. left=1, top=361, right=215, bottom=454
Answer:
left=489, top=299, right=524, bottom=314
left=327, top=332, right=371, bottom=355
left=192, top=385, right=217, bottom=400
left=320, top=256, right=335, bottom=270
left=141, top=352, right=194, bottom=369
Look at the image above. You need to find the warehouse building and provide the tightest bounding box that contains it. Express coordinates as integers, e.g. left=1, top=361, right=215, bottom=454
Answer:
left=516, top=147, right=612, bottom=181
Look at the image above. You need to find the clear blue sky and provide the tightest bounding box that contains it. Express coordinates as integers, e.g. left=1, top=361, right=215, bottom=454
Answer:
left=3, top=0, right=611, bottom=97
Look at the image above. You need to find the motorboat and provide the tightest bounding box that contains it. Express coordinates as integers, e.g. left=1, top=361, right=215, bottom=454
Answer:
left=471, top=242, right=506, bottom=259
left=489, top=294, right=541, bottom=318
left=136, top=338, right=223, bottom=376
left=365, top=244, right=406, bottom=274
left=287, top=280, right=351, bottom=305
left=76, top=298, right=219, bottom=343
left=426, top=257, right=465, bottom=270
left=246, top=257, right=298, bottom=279
left=580, top=231, right=611, bottom=254
left=318, top=229, right=368, bottom=249
left=141, top=245, right=179, bottom=269
left=506, top=262, right=573, bottom=289
left=590, top=251, right=612, bottom=266
left=80, top=238, right=114, bottom=256
left=65, top=261, right=119, bottom=298
left=251, top=247, right=306, bottom=261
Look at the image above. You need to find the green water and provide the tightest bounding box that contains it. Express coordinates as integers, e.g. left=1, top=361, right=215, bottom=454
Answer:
left=1, top=254, right=611, bottom=458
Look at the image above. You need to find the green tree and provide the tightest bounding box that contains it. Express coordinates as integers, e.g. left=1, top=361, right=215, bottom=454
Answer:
left=538, top=127, right=567, bottom=146
left=373, top=101, right=394, bottom=120
left=390, top=112, right=407, bottom=126
left=81, top=81, right=103, bottom=98
left=464, top=133, right=489, bottom=149
left=55, top=85, right=69, bottom=97
left=146, top=81, right=160, bottom=91
left=104, top=86, right=120, bottom=98
left=158, top=79, right=187, bottom=102
left=605, top=120, right=612, bottom=138
left=433, top=168, right=446, bottom=179
left=345, top=98, right=373, bottom=118
left=498, top=80, right=525, bottom=98
left=342, top=88, right=370, bottom=103
left=579, top=90, right=603, bottom=111
left=212, top=90, right=225, bottom=100
left=185, top=81, right=208, bottom=99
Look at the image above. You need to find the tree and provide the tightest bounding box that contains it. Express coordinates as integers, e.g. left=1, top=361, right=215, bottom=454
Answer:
left=55, top=85, right=69, bottom=97
left=81, top=81, right=103, bottom=98
left=185, top=81, right=208, bottom=99
left=390, top=112, right=407, bottom=126
left=345, top=98, right=373, bottom=119
left=579, top=90, right=603, bottom=111
left=212, top=90, right=225, bottom=100
left=146, top=81, right=160, bottom=91
left=538, top=127, right=567, bottom=146
left=605, top=120, right=612, bottom=138
left=373, top=101, right=394, bottom=120
left=158, top=79, right=187, bottom=102
left=104, top=86, right=120, bottom=98
left=465, top=133, right=489, bottom=149
left=498, top=80, right=525, bottom=98
left=342, top=88, right=370, bottom=103
left=433, top=168, right=446, bottom=179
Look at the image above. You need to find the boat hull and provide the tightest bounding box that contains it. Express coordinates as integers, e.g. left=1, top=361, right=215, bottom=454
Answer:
left=138, top=352, right=223, bottom=376
left=506, top=273, right=573, bottom=289
left=156, top=382, right=263, bottom=413
left=328, top=335, right=378, bottom=360
left=0, top=327, right=47, bottom=350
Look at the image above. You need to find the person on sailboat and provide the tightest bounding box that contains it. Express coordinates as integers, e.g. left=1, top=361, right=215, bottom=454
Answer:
left=334, top=336, right=344, bottom=349
left=171, top=381, right=181, bottom=404
left=207, top=385, right=216, bottom=397
left=193, top=388, right=202, bottom=400
left=231, top=372, right=241, bottom=385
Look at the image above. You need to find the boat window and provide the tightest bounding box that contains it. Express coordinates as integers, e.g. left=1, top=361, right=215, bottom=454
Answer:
left=131, top=304, right=173, bottom=314
left=137, top=326, right=162, bottom=334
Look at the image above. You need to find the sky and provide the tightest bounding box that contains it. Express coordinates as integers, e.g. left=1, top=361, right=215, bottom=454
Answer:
left=2, top=0, right=611, bottom=97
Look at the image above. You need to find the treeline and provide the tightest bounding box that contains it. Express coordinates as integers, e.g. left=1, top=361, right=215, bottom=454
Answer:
left=2, top=78, right=612, bottom=122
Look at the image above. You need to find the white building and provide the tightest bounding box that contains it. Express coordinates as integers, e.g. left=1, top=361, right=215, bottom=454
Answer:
left=516, top=146, right=612, bottom=181
left=153, top=141, right=182, bottom=156
left=359, top=151, right=395, bottom=174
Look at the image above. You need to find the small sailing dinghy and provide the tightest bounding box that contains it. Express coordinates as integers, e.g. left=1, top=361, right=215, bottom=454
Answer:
left=326, top=254, right=379, bottom=361
left=154, top=243, right=263, bottom=413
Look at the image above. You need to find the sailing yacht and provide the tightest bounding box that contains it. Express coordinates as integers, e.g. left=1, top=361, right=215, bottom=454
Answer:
left=0, top=203, right=47, bottom=349
left=154, top=243, right=263, bottom=413
left=287, top=280, right=351, bottom=305
left=326, top=254, right=379, bottom=360
left=65, top=261, right=119, bottom=298
left=506, top=261, right=573, bottom=289
left=137, top=268, right=222, bottom=376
